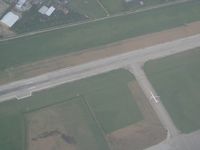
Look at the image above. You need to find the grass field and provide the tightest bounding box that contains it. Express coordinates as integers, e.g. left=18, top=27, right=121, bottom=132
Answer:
left=0, top=69, right=144, bottom=150
left=27, top=97, right=109, bottom=150
left=144, top=48, right=200, bottom=133
left=67, top=0, right=106, bottom=18
left=99, top=0, right=176, bottom=14
left=0, top=1, right=200, bottom=72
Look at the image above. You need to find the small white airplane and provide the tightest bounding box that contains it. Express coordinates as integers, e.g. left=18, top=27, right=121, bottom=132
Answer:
left=150, top=91, right=160, bottom=103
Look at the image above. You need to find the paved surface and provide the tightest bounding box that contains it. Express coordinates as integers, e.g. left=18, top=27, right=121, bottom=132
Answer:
left=127, top=65, right=180, bottom=138
left=146, top=129, right=200, bottom=150
left=0, top=34, right=200, bottom=101
left=0, top=34, right=200, bottom=150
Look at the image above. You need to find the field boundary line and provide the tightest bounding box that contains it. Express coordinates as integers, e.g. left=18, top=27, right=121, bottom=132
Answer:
left=23, top=95, right=80, bottom=114
left=80, top=95, right=112, bottom=149
left=96, top=0, right=110, bottom=16
left=23, top=113, right=28, bottom=150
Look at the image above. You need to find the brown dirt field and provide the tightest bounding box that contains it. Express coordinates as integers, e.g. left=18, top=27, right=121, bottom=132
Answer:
left=106, top=81, right=167, bottom=150
left=1, top=21, right=200, bottom=84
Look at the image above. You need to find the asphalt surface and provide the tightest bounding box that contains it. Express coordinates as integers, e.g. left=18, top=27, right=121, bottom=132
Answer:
left=127, top=65, right=180, bottom=138
left=146, top=129, right=200, bottom=150
left=0, top=34, right=200, bottom=150
left=0, top=34, right=200, bottom=101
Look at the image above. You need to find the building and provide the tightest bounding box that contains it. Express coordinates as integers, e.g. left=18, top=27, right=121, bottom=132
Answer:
left=0, top=12, right=19, bottom=27
left=38, top=6, right=56, bottom=16
left=38, top=6, right=48, bottom=14
left=45, top=6, right=55, bottom=16
left=16, top=0, right=27, bottom=9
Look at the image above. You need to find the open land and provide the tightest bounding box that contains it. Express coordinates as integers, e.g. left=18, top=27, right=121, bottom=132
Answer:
left=0, top=69, right=166, bottom=150
left=1, top=31, right=200, bottom=150
left=67, top=0, right=106, bottom=18
left=11, top=0, right=182, bottom=33
left=0, top=20, right=200, bottom=85
left=0, top=1, right=200, bottom=72
left=27, top=97, right=109, bottom=150
left=0, top=1, right=200, bottom=84
left=0, top=0, right=9, bottom=17
left=99, top=0, right=179, bottom=14
left=0, top=24, right=16, bottom=38
left=144, top=48, right=200, bottom=133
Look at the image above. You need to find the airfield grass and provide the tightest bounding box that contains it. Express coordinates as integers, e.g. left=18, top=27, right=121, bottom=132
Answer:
left=67, top=0, right=106, bottom=18
left=144, top=48, right=200, bottom=133
left=99, top=0, right=175, bottom=14
left=0, top=1, right=200, bottom=72
left=27, top=97, right=110, bottom=150
left=0, top=69, right=142, bottom=150
left=1, top=1, right=200, bottom=69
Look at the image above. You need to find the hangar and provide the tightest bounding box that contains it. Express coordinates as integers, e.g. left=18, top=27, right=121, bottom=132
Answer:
left=0, top=12, right=19, bottom=27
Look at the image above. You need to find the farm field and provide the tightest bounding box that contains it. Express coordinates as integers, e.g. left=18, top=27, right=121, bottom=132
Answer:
left=27, top=97, right=109, bottom=150
left=0, top=69, right=166, bottom=150
left=99, top=0, right=177, bottom=14
left=67, top=0, right=106, bottom=18
left=0, top=1, right=200, bottom=73
left=144, top=48, right=200, bottom=133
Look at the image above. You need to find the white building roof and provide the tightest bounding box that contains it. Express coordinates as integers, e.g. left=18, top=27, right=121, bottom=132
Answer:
left=45, top=6, right=55, bottom=16
left=0, top=12, right=19, bottom=27
left=38, top=6, right=48, bottom=14
left=16, top=0, right=27, bottom=9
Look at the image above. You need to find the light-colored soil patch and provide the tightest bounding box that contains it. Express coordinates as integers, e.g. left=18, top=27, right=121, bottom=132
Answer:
left=106, top=81, right=167, bottom=150
left=0, top=0, right=9, bottom=17
left=1, top=21, right=200, bottom=84
left=0, top=24, right=16, bottom=38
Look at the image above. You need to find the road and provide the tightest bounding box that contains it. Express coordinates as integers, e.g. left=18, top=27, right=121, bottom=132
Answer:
left=0, top=34, right=200, bottom=142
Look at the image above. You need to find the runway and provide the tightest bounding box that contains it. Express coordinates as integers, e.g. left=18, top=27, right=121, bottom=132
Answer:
left=0, top=34, right=200, bottom=149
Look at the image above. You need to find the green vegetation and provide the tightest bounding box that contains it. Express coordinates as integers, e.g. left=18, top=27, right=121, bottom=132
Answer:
left=13, top=6, right=86, bottom=33
left=84, top=70, right=142, bottom=133
left=67, top=0, right=106, bottom=18
left=0, top=69, right=142, bottom=149
left=0, top=100, right=25, bottom=150
left=100, top=0, right=177, bottom=14
left=0, top=1, right=200, bottom=70
left=144, top=48, right=200, bottom=133
left=27, top=97, right=110, bottom=150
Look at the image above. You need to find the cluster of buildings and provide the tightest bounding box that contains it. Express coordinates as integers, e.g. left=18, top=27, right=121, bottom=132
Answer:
left=0, top=0, right=28, bottom=28
left=0, top=0, right=56, bottom=28
left=38, top=6, right=55, bottom=16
